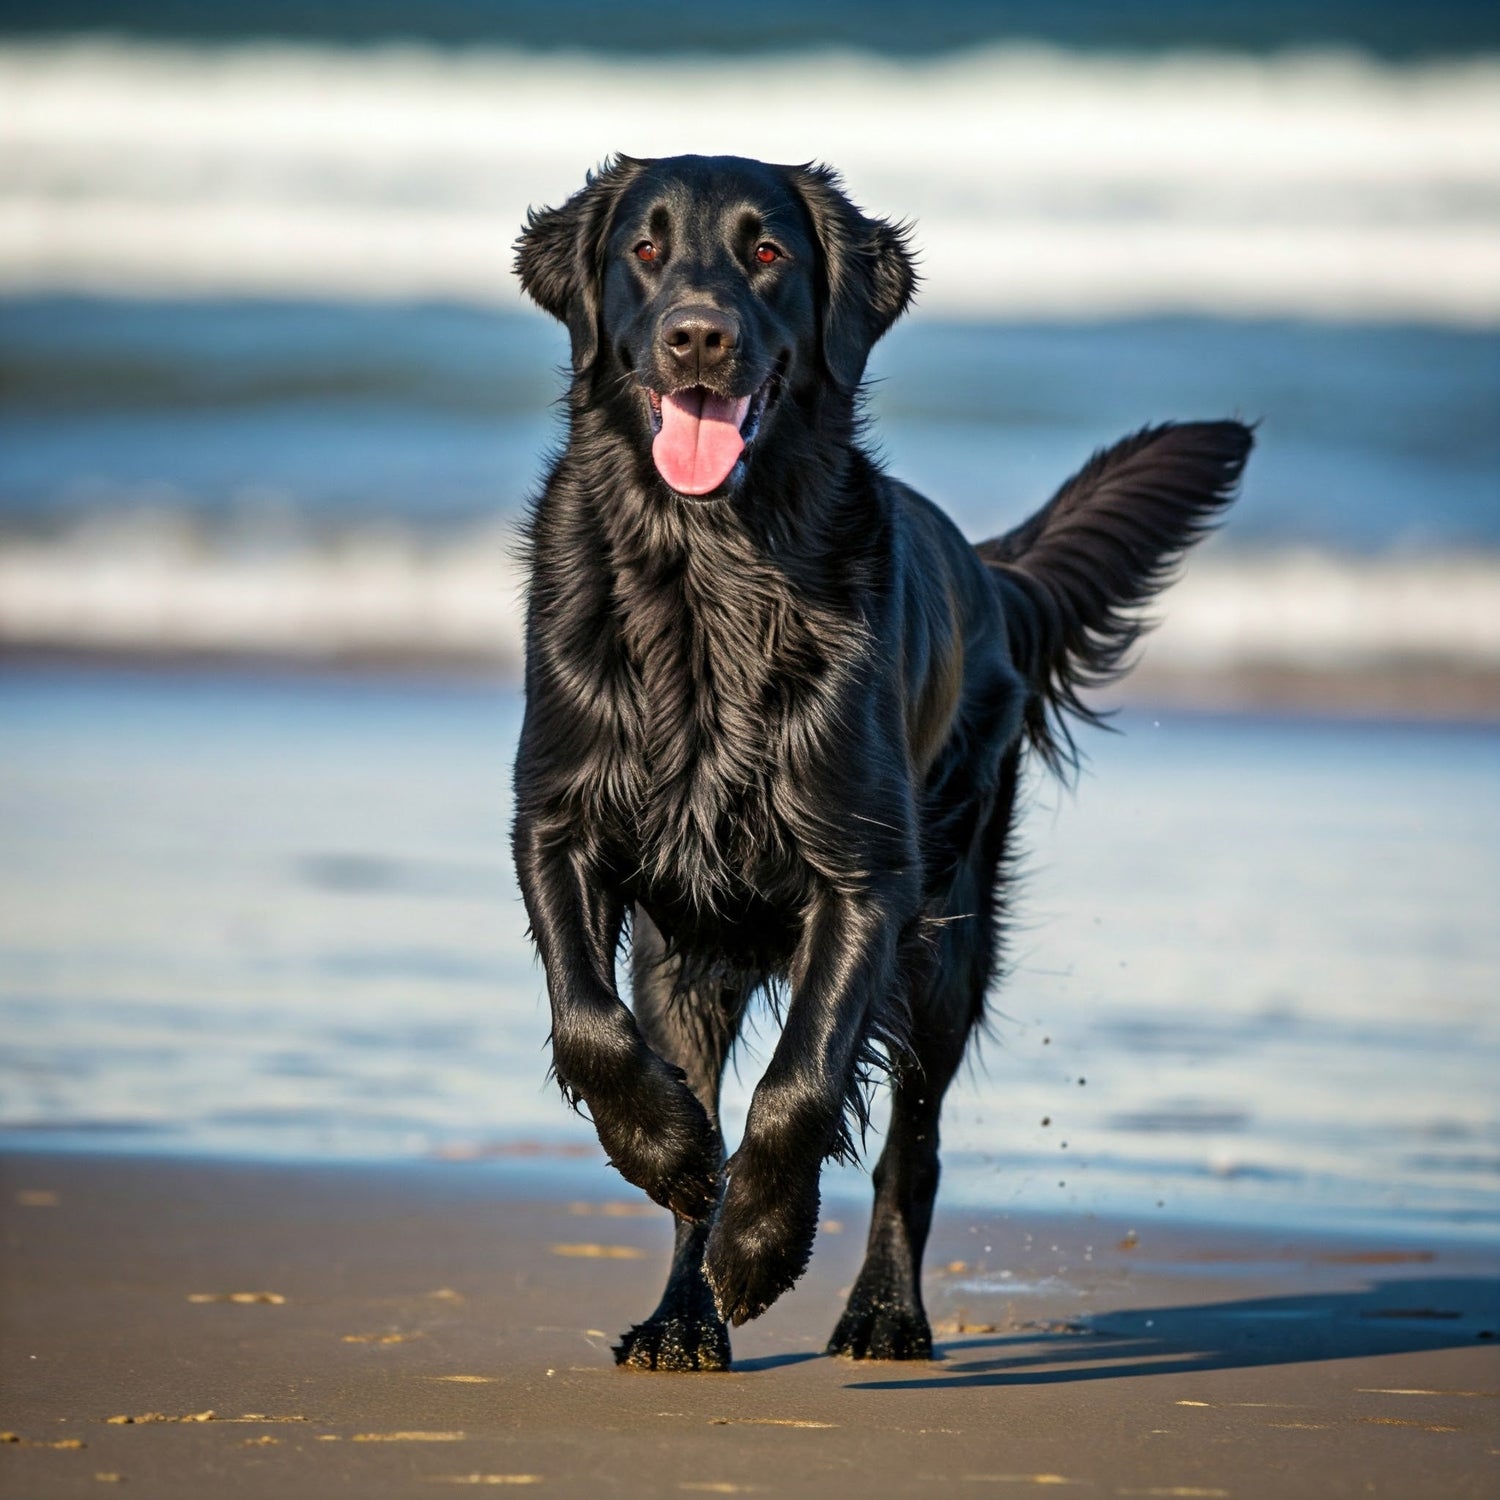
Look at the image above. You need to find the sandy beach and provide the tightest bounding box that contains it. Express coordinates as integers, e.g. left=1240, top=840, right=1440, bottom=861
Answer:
left=3, top=1150, right=1496, bottom=1499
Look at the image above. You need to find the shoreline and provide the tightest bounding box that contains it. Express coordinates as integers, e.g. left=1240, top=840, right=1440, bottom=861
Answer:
left=3, top=1149, right=1496, bottom=1498
left=5, top=1133, right=1496, bottom=1252
left=4, top=646, right=1499, bottom=726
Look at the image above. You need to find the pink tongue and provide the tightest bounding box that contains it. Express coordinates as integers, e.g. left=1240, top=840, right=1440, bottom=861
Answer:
left=652, top=388, right=752, bottom=496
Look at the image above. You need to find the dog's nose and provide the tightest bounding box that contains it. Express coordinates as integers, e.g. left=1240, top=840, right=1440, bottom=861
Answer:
left=661, top=306, right=739, bottom=373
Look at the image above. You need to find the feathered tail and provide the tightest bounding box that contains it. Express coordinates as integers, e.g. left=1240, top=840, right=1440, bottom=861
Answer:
left=979, top=420, right=1254, bottom=774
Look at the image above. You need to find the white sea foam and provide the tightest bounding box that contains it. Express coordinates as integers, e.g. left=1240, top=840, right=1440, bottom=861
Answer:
left=1143, top=551, right=1500, bottom=669
left=0, top=519, right=526, bottom=663
left=3, top=519, right=1496, bottom=674
left=2, top=39, right=1499, bottom=321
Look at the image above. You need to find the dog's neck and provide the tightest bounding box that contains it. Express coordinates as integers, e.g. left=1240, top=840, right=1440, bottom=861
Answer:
left=602, top=482, right=832, bottom=700
left=529, top=398, right=882, bottom=795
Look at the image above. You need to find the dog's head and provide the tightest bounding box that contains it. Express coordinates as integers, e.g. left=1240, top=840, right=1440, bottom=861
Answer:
left=515, top=155, right=916, bottom=499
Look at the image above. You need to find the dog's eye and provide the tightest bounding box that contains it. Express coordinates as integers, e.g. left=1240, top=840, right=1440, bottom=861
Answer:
left=634, top=241, right=658, bottom=263
left=754, top=243, right=782, bottom=265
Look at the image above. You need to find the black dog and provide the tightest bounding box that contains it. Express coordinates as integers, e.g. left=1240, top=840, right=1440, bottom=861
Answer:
left=512, top=154, right=1251, bottom=1370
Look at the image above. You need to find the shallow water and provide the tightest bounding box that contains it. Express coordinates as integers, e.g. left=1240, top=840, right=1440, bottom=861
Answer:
left=1, top=667, right=1496, bottom=1242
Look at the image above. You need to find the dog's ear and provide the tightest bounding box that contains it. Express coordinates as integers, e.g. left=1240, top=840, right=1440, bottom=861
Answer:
left=515, top=156, right=642, bottom=373
left=791, top=163, right=918, bottom=393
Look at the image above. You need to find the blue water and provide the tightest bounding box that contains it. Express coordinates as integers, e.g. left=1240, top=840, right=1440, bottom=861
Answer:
left=2, top=667, right=1496, bottom=1241
left=4, top=0, right=1496, bottom=59
left=3, top=299, right=1496, bottom=553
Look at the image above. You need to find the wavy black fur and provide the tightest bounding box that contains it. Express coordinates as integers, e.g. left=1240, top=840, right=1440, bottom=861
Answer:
left=980, top=421, right=1254, bottom=775
left=510, top=154, right=1252, bottom=1367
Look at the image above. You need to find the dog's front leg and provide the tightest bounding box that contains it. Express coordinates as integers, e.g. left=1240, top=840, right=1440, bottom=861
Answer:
left=515, top=823, right=719, bottom=1220
left=704, top=885, right=906, bottom=1325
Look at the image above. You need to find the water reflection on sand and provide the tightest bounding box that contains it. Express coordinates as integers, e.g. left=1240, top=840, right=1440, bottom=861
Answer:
left=1, top=667, right=1495, bottom=1241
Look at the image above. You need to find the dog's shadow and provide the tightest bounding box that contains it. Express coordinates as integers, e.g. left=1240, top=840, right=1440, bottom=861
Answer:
left=837, top=1275, right=1498, bottom=1390
left=735, top=1351, right=827, bottom=1373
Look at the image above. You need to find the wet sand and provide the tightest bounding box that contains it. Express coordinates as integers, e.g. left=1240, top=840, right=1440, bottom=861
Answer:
left=2, top=1152, right=1496, bottom=1498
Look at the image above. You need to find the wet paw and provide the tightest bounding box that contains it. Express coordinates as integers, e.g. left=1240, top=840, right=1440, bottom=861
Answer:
left=593, top=1074, right=718, bottom=1220
left=614, top=1313, right=731, bottom=1372
left=827, top=1298, right=933, bottom=1360
left=703, top=1153, right=820, bottom=1326
left=565, top=1037, right=719, bottom=1220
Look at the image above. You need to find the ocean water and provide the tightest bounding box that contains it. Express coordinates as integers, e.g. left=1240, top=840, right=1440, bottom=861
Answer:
left=3, top=40, right=1497, bottom=323
left=3, top=26, right=1496, bottom=550
left=1, top=668, right=1496, bottom=1241
left=2, top=34, right=1497, bottom=663
left=3, top=300, right=1497, bottom=556
left=6, top=0, right=1497, bottom=58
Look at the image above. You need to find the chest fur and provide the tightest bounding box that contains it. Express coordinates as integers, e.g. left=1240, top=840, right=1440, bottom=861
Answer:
left=601, top=542, right=849, bottom=914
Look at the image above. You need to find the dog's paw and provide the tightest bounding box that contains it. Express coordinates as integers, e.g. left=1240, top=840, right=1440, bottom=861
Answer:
left=614, top=1312, right=731, bottom=1372
left=589, top=1050, right=719, bottom=1221
left=827, top=1298, right=934, bottom=1361
left=702, top=1153, right=820, bottom=1326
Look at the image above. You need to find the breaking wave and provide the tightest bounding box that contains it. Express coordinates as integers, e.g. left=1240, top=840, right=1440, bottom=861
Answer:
left=3, top=38, right=1499, bottom=321
left=3, top=514, right=1497, bottom=696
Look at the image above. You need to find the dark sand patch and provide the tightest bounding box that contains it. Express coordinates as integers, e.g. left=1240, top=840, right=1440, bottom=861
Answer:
left=1, top=1152, right=1497, bottom=1498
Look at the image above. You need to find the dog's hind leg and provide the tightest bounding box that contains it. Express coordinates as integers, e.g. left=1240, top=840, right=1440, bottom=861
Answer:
left=615, top=909, right=747, bottom=1372
left=829, top=754, right=1020, bottom=1360
left=824, top=961, right=969, bottom=1360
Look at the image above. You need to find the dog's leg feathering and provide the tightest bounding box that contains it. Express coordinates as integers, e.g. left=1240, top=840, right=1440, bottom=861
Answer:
left=514, top=823, right=720, bottom=1221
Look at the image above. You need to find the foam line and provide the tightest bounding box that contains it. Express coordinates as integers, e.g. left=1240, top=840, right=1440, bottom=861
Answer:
left=3, top=40, right=1499, bottom=321
left=2, top=525, right=1496, bottom=668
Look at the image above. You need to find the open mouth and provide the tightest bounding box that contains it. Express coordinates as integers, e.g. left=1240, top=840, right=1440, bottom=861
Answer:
left=645, top=367, right=780, bottom=497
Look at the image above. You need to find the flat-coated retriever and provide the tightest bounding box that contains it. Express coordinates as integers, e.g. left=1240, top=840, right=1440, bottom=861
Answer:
left=512, top=154, right=1251, bottom=1370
